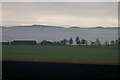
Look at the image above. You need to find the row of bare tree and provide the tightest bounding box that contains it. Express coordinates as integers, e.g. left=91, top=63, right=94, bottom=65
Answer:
left=39, top=36, right=120, bottom=46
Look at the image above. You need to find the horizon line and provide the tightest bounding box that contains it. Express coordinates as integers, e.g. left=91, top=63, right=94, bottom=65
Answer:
left=0, top=24, right=119, bottom=28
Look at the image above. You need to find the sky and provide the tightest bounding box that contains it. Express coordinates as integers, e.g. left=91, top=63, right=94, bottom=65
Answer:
left=2, top=2, right=118, bottom=27
left=1, top=0, right=120, bottom=2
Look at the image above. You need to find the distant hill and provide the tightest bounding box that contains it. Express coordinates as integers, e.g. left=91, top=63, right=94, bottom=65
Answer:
left=1, top=25, right=120, bottom=29
left=89, top=26, right=120, bottom=29
left=69, top=26, right=81, bottom=28
left=31, top=25, right=64, bottom=28
left=1, top=25, right=64, bottom=28
left=69, top=26, right=120, bottom=29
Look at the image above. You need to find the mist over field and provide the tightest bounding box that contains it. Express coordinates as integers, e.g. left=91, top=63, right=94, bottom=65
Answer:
left=2, top=26, right=118, bottom=44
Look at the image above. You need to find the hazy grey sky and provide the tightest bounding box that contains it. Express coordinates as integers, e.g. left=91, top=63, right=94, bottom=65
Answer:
left=2, top=2, right=118, bottom=27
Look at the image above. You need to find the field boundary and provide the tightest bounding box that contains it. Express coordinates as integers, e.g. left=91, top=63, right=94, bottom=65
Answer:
left=2, top=58, right=119, bottom=65
left=3, top=45, right=120, bottom=49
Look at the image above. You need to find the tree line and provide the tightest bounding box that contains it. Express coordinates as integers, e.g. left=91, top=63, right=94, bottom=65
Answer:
left=39, top=36, right=120, bottom=47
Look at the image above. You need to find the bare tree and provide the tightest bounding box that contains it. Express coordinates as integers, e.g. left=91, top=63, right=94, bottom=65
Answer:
left=95, top=38, right=101, bottom=46
left=110, top=40, right=115, bottom=46
left=76, top=36, right=80, bottom=45
left=69, top=37, right=73, bottom=45
left=104, top=40, right=109, bottom=46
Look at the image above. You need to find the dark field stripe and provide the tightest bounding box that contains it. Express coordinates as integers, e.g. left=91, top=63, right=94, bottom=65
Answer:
left=2, top=61, right=120, bottom=80
left=3, top=59, right=119, bottom=65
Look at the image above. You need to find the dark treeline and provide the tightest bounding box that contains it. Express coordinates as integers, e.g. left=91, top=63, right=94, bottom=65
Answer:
left=38, top=36, right=120, bottom=47
left=2, top=36, right=120, bottom=47
left=39, top=36, right=88, bottom=46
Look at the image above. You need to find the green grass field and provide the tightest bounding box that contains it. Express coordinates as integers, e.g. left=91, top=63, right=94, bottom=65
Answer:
left=2, top=45, right=118, bottom=64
